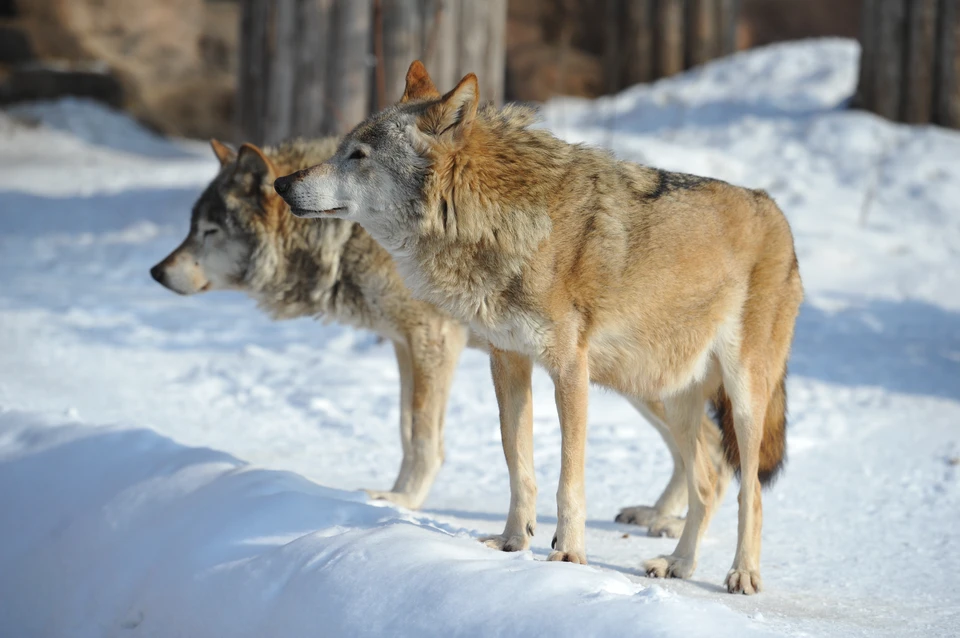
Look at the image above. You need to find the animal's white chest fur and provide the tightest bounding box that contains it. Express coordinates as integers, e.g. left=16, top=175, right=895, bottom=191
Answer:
left=469, top=306, right=551, bottom=358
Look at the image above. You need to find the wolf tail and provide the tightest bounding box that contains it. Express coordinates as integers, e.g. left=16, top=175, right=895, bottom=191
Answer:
left=712, top=369, right=788, bottom=487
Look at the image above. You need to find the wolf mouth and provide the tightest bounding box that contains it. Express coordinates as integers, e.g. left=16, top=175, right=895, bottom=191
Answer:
left=291, top=207, right=345, bottom=217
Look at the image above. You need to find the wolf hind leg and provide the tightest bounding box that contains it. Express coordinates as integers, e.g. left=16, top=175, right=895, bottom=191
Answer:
left=616, top=399, right=687, bottom=537
left=366, top=325, right=465, bottom=510
left=643, top=384, right=720, bottom=580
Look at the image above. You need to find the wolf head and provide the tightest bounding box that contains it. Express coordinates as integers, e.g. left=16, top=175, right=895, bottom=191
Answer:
left=273, top=61, right=480, bottom=244
left=150, top=140, right=286, bottom=295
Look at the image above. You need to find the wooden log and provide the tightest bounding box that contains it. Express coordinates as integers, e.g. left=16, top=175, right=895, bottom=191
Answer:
left=237, top=0, right=271, bottom=143
left=687, top=0, right=718, bottom=67
left=656, top=0, right=685, bottom=77
left=263, top=0, right=297, bottom=145
left=717, top=0, right=739, bottom=55
left=901, top=0, right=937, bottom=123
left=872, top=0, right=907, bottom=120
left=935, top=0, right=960, bottom=127
left=325, top=0, right=372, bottom=133
left=621, top=0, right=656, bottom=86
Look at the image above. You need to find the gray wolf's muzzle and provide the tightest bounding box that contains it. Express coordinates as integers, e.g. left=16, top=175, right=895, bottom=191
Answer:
left=150, top=263, right=167, bottom=286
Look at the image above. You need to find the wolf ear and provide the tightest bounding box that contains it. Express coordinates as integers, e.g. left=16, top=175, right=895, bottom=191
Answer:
left=236, top=143, right=276, bottom=183
left=428, top=72, right=479, bottom=140
left=210, top=139, right=236, bottom=166
left=401, top=60, right=440, bottom=102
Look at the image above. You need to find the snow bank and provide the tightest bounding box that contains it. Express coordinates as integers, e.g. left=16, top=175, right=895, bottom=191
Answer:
left=0, top=411, right=766, bottom=638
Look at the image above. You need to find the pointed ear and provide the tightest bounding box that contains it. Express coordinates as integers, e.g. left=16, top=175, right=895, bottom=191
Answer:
left=401, top=60, right=440, bottom=102
left=236, top=143, right=276, bottom=183
left=428, top=73, right=479, bottom=139
left=210, top=139, right=236, bottom=166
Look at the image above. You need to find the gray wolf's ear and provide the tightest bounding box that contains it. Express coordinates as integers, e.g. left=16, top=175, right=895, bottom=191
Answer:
left=402, top=60, right=440, bottom=102
left=210, top=139, right=236, bottom=166
left=236, top=143, right=277, bottom=184
left=433, top=72, right=479, bottom=139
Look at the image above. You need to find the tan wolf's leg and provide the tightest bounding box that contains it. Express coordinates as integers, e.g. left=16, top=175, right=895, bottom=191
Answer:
left=366, top=326, right=465, bottom=510
left=616, top=399, right=688, bottom=538
left=548, top=344, right=589, bottom=564
left=481, top=348, right=537, bottom=552
left=722, top=362, right=767, bottom=595
left=643, top=385, right=719, bottom=580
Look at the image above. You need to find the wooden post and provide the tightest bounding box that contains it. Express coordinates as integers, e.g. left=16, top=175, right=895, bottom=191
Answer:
left=687, top=0, right=719, bottom=67
left=237, top=0, right=270, bottom=144
left=874, top=0, right=907, bottom=121
left=656, top=0, right=686, bottom=78
left=935, top=0, right=960, bottom=127
left=856, top=0, right=960, bottom=128
left=237, top=0, right=371, bottom=146
left=604, top=0, right=739, bottom=94
left=377, top=0, right=506, bottom=107
left=620, top=0, right=656, bottom=87
left=717, top=0, right=740, bottom=55
left=902, top=0, right=938, bottom=123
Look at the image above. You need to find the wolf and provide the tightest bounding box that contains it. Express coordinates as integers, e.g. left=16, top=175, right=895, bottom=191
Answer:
left=273, top=61, right=802, bottom=594
left=151, top=135, right=729, bottom=530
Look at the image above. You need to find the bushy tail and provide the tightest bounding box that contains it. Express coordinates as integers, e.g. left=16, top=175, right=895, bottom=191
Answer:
left=712, top=370, right=788, bottom=487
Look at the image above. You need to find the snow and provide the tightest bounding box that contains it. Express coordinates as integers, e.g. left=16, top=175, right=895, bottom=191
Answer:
left=1, top=39, right=958, bottom=636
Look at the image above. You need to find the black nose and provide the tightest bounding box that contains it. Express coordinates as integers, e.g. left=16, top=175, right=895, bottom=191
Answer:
left=274, top=175, right=292, bottom=196
left=150, top=264, right=165, bottom=285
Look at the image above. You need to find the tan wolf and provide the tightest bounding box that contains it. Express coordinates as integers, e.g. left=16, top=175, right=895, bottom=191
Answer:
left=273, top=61, right=802, bottom=594
left=150, top=135, right=729, bottom=530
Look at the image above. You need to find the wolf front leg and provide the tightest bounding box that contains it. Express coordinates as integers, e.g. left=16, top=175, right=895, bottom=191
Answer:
left=548, top=343, right=590, bottom=564
left=366, top=326, right=465, bottom=510
left=481, top=348, right=537, bottom=552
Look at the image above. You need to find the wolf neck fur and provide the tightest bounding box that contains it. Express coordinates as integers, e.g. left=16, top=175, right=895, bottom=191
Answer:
left=244, top=139, right=376, bottom=325
left=387, top=105, right=563, bottom=325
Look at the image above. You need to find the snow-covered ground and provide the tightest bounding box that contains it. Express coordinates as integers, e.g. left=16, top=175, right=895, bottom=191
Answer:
left=1, top=39, right=958, bottom=637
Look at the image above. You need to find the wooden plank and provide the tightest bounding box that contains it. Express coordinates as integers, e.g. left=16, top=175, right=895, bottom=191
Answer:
left=902, top=0, right=937, bottom=123
left=717, top=0, right=739, bottom=55
left=855, top=0, right=877, bottom=110
left=656, top=0, right=685, bottom=77
left=326, top=0, right=372, bottom=133
left=382, top=0, right=422, bottom=103
left=237, top=0, right=271, bottom=144
left=686, top=0, right=717, bottom=68
left=621, top=0, right=655, bottom=86
left=482, top=0, right=507, bottom=106
left=292, top=0, right=333, bottom=137
left=873, top=0, right=907, bottom=120
left=264, top=0, right=297, bottom=144
left=935, top=0, right=960, bottom=127
left=422, top=0, right=460, bottom=93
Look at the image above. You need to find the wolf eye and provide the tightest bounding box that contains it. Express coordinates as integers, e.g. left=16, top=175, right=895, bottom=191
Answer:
left=203, top=228, right=219, bottom=238
left=348, top=148, right=366, bottom=161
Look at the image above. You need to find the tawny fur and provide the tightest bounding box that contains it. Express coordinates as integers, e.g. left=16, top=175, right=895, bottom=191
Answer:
left=152, top=136, right=728, bottom=523
left=275, top=62, right=802, bottom=593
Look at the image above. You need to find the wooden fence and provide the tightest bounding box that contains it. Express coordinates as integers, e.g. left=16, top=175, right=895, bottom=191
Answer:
left=603, top=0, right=741, bottom=93
left=856, top=0, right=960, bottom=127
left=237, top=0, right=507, bottom=146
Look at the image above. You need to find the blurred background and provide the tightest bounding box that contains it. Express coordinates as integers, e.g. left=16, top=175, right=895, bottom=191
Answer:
left=0, top=0, right=888, bottom=143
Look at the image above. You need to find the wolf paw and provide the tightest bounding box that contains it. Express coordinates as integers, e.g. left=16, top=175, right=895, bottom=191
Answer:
left=646, top=516, right=685, bottom=539
left=364, top=489, right=423, bottom=511
left=615, top=505, right=660, bottom=527
left=547, top=550, right=588, bottom=564
left=480, top=533, right=530, bottom=553
left=643, top=554, right=696, bottom=579
left=725, top=568, right=762, bottom=595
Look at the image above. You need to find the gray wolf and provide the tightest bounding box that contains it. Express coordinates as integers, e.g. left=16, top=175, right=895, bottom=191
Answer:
left=273, top=61, right=801, bottom=594
left=151, top=136, right=728, bottom=528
